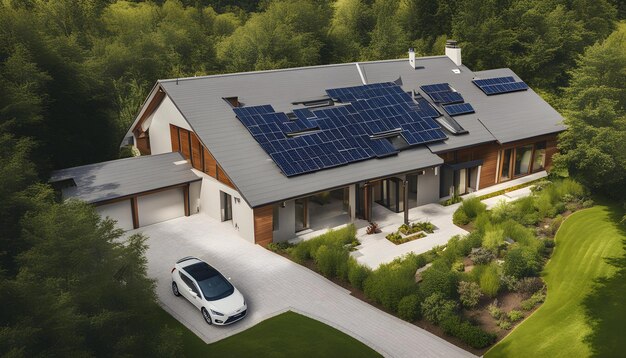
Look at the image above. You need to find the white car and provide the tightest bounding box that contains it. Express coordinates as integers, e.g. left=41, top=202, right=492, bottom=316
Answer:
left=171, top=257, right=247, bottom=325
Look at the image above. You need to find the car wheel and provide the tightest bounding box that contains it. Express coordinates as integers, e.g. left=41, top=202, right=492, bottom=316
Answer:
left=172, top=282, right=181, bottom=297
left=201, top=308, right=212, bottom=325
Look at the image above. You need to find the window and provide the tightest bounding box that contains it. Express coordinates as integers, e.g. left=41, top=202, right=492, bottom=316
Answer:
left=220, top=191, right=232, bottom=221
left=500, top=149, right=512, bottom=181
left=514, top=145, right=533, bottom=176
left=179, top=272, right=200, bottom=296
left=273, top=204, right=280, bottom=231
left=532, top=141, right=546, bottom=172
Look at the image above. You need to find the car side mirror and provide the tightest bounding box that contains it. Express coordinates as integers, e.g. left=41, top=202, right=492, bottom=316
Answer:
left=189, top=289, right=197, bottom=297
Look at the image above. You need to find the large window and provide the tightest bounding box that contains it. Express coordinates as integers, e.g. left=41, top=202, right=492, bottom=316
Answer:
left=500, top=149, right=512, bottom=181
left=533, top=141, right=546, bottom=172
left=514, top=145, right=533, bottom=177
left=499, top=141, right=549, bottom=182
left=272, top=204, right=280, bottom=231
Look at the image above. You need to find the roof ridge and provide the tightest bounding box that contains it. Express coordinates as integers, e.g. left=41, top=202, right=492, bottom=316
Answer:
left=159, top=56, right=450, bottom=84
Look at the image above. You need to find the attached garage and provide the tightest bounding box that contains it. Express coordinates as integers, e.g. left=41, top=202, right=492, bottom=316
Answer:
left=137, top=187, right=185, bottom=227
left=50, top=152, right=200, bottom=230
left=96, top=200, right=134, bottom=231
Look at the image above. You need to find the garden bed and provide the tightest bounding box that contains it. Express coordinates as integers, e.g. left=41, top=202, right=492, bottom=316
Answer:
left=385, top=221, right=435, bottom=245
left=268, top=178, right=591, bottom=355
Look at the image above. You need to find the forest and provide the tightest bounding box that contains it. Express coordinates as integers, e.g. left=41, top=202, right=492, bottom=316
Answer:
left=0, top=0, right=624, bottom=356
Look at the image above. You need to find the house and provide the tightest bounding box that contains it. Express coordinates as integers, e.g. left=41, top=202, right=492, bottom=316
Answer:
left=50, top=41, right=564, bottom=246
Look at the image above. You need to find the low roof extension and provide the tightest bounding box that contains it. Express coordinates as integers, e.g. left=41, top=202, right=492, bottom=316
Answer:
left=50, top=152, right=201, bottom=204
left=129, top=56, right=565, bottom=208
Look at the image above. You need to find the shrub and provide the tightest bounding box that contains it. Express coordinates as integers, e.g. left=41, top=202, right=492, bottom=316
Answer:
left=500, top=275, right=519, bottom=291
left=520, top=291, right=545, bottom=311
left=497, top=319, right=512, bottom=330
left=452, top=261, right=465, bottom=272
left=479, top=265, right=500, bottom=297
left=119, top=145, right=136, bottom=159
left=440, top=314, right=497, bottom=348
left=347, top=258, right=371, bottom=290
left=414, top=221, right=435, bottom=233
left=508, top=310, right=524, bottom=322
left=516, top=277, right=544, bottom=296
left=490, top=200, right=511, bottom=222
left=397, top=294, right=422, bottom=321
left=455, top=322, right=497, bottom=348
left=470, top=247, right=495, bottom=265
left=314, top=245, right=349, bottom=279
left=500, top=219, right=535, bottom=246
left=461, top=196, right=487, bottom=218
left=543, top=239, right=556, bottom=248
left=555, top=178, right=585, bottom=200
left=421, top=293, right=457, bottom=324
left=288, top=225, right=356, bottom=263
left=474, top=212, right=492, bottom=233
left=420, top=268, right=459, bottom=300
left=453, top=208, right=470, bottom=225
left=458, top=281, right=482, bottom=308
left=267, top=241, right=292, bottom=253
left=483, top=227, right=505, bottom=254
left=487, top=301, right=503, bottom=319
left=510, top=196, right=540, bottom=225
left=582, top=199, right=594, bottom=208
left=363, top=257, right=420, bottom=311
left=503, top=246, right=541, bottom=278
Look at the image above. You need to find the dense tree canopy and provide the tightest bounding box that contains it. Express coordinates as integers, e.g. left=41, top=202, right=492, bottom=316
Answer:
left=554, top=23, right=626, bottom=199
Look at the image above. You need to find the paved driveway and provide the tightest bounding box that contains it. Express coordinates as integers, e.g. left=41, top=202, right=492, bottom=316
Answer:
left=132, top=214, right=475, bottom=358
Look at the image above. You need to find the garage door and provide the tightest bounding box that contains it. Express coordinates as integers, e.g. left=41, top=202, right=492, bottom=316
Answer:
left=137, top=187, right=185, bottom=227
left=96, top=200, right=134, bottom=231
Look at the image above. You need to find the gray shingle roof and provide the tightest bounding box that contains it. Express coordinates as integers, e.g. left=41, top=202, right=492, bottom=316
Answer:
left=50, top=152, right=200, bottom=204
left=155, top=56, right=564, bottom=208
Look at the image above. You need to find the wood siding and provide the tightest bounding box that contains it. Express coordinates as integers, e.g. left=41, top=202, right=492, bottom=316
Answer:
left=169, top=124, right=236, bottom=189
left=438, top=133, right=559, bottom=190
left=203, top=147, right=217, bottom=177
left=179, top=129, right=191, bottom=160
left=170, top=124, right=180, bottom=152
left=190, top=132, right=203, bottom=171
left=253, top=205, right=273, bottom=247
left=217, top=165, right=235, bottom=189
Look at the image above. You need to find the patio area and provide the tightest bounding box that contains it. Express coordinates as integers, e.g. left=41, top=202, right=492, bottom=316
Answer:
left=293, top=171, right=547, bottom=269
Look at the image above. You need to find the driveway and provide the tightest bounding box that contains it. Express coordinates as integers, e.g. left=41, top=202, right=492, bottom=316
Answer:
left=132, top=214, right=475, bottom=358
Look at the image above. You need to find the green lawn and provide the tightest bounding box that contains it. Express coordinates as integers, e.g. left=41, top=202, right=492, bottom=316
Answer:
left=486, top=205, right=626, bottom=358
left=156, top=309, right=381, bottom=357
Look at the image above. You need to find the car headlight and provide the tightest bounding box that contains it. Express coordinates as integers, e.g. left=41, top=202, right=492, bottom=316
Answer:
left=210, top=309, right=224, bottom=316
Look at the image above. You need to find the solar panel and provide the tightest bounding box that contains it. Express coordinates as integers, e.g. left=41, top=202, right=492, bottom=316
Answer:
left=442, top=103, right=475, bottom=116
left=234, top=82, right=447, bottom=177
left=472, top=77, right=528, bottom=95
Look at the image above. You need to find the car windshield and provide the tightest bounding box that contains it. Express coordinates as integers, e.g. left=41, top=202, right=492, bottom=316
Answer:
left=184, top=262, right=234, bottom=301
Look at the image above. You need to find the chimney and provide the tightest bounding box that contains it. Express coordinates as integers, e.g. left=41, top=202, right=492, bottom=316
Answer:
left=445, top=40, right=462, bottom=66
left=408, top=48, right=416, bottom=69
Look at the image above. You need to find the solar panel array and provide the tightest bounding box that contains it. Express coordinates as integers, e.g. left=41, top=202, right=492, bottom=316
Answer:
left=442, top=103, right=475, bottom=116
left=420, top=83, right=464, bottom=105
left=420, top=83, right=474, bottom=117
left=472, top=76, right=529, bottom=95
left=233, top=82, right=447, bottom=177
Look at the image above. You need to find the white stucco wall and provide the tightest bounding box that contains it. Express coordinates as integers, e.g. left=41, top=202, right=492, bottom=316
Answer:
left=147, top=95, right=192, bottom=155
left=193, top=169, right=255, bottom=243
left=96, top=200, right=134, bottom=231
left=273, top=200, right=296, bottom=242
left=417, top=166, right=440, bottom=206
left=137, top=188, right=185, bottom=227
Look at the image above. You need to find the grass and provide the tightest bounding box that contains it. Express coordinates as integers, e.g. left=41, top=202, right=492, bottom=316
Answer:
left=486, top=205, right=626, bottom=357
left=155, top=309, right=381, bottom=357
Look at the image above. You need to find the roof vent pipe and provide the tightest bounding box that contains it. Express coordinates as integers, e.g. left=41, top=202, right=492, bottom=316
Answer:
left=445, top=40, right=462, bottom=66
left=408, top=48, right=417, bottom=69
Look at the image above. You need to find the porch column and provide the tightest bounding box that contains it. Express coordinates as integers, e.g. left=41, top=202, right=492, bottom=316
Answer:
left=349, top=185, right=356, bottom=220
left=403, top=179, right=409, bottom=225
